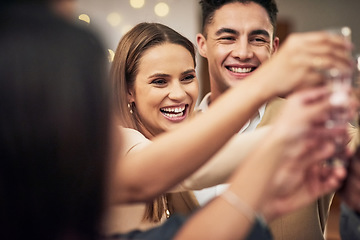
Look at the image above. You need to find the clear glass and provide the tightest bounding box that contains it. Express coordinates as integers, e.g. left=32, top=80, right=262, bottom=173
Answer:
left=324, top=27, right=353, bottom=167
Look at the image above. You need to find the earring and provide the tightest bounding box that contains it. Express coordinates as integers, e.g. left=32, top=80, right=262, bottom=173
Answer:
left=127, top=103, right=133, bottom=114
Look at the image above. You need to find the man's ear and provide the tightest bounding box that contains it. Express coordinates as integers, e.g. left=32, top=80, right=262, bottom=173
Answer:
left=196, top=33, right=208, bottom=58
left=272, top=37, right=280, bottom=54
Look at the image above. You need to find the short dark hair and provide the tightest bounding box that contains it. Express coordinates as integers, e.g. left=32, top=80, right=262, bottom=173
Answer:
left=199, top=0, right=278, bottom=37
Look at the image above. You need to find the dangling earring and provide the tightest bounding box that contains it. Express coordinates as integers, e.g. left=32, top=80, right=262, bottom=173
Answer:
left=127, top=103, right=133, bottom=114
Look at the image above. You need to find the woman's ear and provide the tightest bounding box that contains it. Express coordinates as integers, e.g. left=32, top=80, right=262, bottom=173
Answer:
left=127, top=87, right=135, bottom=103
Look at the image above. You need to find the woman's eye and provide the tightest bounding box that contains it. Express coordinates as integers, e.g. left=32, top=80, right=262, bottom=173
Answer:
left=151, top=79, right=167, bottom=85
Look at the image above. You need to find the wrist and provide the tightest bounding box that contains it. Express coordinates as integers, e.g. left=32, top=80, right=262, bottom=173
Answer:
left=259, top=200, right=279, bottom=223
left=220, top=189, right=257, bottom=223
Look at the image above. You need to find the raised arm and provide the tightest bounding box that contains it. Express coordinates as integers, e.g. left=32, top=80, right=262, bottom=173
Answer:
left=175, top=126, right=271, bottom=191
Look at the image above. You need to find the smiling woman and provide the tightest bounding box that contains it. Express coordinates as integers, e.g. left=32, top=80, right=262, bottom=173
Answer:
left=105, top=22, right=200, bottom=235
left=127, top=42, right=198, bottom=137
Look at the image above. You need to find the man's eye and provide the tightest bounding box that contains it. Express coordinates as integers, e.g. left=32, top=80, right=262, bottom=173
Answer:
left=254, top=38, right=266, bottom=42
left=182, top=74, right=195, bottom=82
left=251, top=37, right=269, bottom=45
left=220, top=36, right=235, bottom=41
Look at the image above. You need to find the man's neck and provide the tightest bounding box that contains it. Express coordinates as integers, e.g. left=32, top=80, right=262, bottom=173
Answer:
left=208, top=86, right=225, bottom=106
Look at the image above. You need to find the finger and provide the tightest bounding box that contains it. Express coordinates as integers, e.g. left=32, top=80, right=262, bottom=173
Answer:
left=301, top=31, right=353, bottom=57
left=295, top=85, right=331, bottom=104
left=302, top=141, right=336, bottom=167
left=314, top=164, right=345, bottom=194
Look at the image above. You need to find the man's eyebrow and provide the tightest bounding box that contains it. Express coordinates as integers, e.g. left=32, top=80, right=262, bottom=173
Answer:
left=181, top=69, right=196, bottom=75
left=250, top=29, right=271, bottom=38
left=215, top=27, right=239, bottom=36
left=214, top=28, right=271, bottom=38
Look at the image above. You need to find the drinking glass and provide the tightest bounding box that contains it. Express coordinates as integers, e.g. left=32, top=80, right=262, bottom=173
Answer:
left=324, top=27, right=353, bottom=167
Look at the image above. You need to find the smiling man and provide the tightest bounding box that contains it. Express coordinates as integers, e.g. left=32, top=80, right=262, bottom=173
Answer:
left=194, top=0, right=281, bottom=206
left=193, top=1, right=333, bottom=240
left=197, top=0, right=279, bottom=101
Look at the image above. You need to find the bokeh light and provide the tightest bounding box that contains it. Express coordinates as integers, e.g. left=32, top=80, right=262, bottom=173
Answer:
left=341, top=26, right=351, bottom=39
left=130, top=0, right=145, bottom=9
left=154, top=2, right=169, bottom=17
left=107, top=12, right=122, bottom=27
left=108, top=49, right=115, bottom=62
left=78, top=13, right=90, bottom=24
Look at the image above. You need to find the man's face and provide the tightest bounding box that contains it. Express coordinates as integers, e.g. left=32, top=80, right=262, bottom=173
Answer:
left=197, top=2, right=279, bottom=99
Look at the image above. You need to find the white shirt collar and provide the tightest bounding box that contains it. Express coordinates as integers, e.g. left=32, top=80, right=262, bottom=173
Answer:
left=197, top=92, right=211, bottom=112
left=196, top=92, right=267, bottom=132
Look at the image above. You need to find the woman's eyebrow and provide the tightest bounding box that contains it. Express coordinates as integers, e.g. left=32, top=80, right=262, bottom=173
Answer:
left=148, top=73, right=170, bottom=79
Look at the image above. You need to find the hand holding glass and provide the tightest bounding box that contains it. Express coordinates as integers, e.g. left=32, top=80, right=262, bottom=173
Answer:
left=324, top=27, right=353, bottom=167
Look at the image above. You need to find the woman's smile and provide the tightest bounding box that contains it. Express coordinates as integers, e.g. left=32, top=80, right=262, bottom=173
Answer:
left=160, top=104, right=189, bottom=122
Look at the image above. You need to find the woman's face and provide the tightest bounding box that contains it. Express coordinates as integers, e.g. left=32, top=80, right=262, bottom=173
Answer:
left=129, top=43, right=199, bottom=136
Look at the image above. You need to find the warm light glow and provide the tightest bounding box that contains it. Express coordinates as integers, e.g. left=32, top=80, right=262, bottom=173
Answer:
left=121, top=24, right=133, bottom=35
left=341, top=26, right=351, bottom=39
left=130, top=0, right=145, bottom=9
left=154, top=2, right=169, bottom=17
left=78, top=14, right=90, bottom=24
left=108, top=49, right=115, bottom=62
left=107, top=12, right=122, bottom=27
